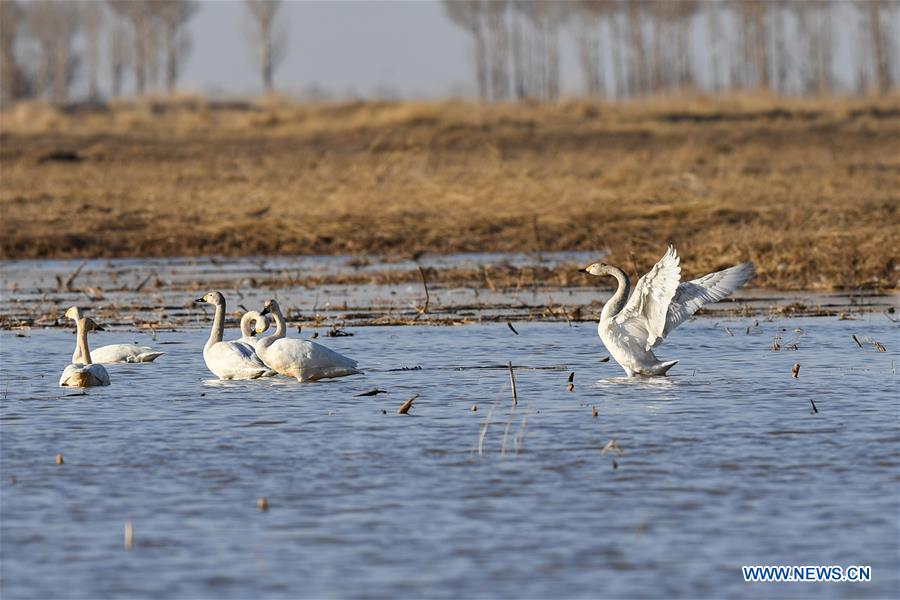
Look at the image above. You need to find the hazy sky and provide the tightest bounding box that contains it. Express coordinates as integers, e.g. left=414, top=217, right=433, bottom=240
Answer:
left=184, top=1, right=495, bottom=98
left=166, top=0, right=861, bottom=99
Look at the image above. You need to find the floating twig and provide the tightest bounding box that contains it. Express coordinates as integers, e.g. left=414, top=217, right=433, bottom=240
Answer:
left=600, top=440, right=623, bottom=456
left=326, top=325, right=353, bottom=337
left=470, top=404, right=477, bottom=412
left=397, top=394, right=418, bottom=415
left=62, top=260, right=87, bottom=292
left=134, top=271, right=156, bottom=292
left=792, top=363, right=800, bottom=378
left=414, top=263, right=430, bottom=320
left=257, top=497, right=269, bottom=511
left=355, top=388, right=388, bottom=397
left=599, top=356, right=610, bottom=363
left=591, top=406, right=598, bottom=417
left=874, top=341, right=887, bottom=352
left=124, top=521, right=134, bottom=550
left=508, top=361, right=517, bottom=405
left=568, top=372, right=575, bottom=383
left=851, top=334, right=862, bottom=348
left=506, top=321, right=519, bottom=335
left=809, top=399, right=818, bottom=414
left=724, top=327, right=734, bottom=336
left=55, top=453, right=64, bottom=465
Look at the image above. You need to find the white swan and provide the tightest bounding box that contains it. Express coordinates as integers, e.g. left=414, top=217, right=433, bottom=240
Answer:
left=65, top=306, right=164, bottom=363
left=238, top=310, right=277, bottom=377
left=257, top=298, right=362, bottom=381
left=59, top=316, right=110, bottom=387
left=194, top=291, right=273, bottom=380
left=239, top=310, right=269, bottom=351
left=580, top=245, right=753, bottom=376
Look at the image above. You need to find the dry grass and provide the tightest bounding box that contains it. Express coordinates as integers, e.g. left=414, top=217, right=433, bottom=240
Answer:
left=1, top=94, right=898, bottom=289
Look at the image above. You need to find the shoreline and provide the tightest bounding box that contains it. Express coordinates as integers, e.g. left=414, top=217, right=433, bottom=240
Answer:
left=2, top=97, right=898, bottom=290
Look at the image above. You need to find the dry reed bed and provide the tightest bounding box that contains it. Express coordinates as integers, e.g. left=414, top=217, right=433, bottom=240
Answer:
left=1, top=95, right=898, bottom=290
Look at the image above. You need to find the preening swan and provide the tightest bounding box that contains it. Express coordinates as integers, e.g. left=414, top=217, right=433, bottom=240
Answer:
left=239, top=310, right=269, bottom=351
left=59, top=316, right=110, bottom=387
left=194, top=292, right=274, bottom=380
left=257, top=298, right=362, bottom=381
left=65, top=306, right=164, bottom=364
left=580, top=246, right=753, bottom=376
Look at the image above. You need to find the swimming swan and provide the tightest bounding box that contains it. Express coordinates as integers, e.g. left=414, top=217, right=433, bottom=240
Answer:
left=257, top=299, right=362, bottom=381
left=65, top=306, right=164, bottom=364
left=59, top=316, right=111, bottom=387
left=194, top=292, right=274, bottom=380
left=580, top=245, right=753, bottom=377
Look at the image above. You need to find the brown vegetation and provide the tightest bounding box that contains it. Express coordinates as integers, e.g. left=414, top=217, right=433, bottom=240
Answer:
left=1, top=95, right=898, bottom=290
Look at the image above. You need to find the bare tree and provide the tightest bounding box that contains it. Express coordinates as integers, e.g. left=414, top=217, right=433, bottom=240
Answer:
left=857, top=0, right=896, bottom=93
left=109, top=0, right=150, bottom=94
left=0, top=0, right=29, bottom=104
left=81, top=1, right=104, bottom=99
left=27, top=0, right=80, bottom=103
left=108, top=15, right=130, bottom=97
left=155, top=0, right=198, bottom=94
left=574, top=0, right=605, bottom=97
left=485, top=0, right=510, bottom=101
left=244, top=0, right=288, bottom=92
left=444, top=0, right=488, bottom=101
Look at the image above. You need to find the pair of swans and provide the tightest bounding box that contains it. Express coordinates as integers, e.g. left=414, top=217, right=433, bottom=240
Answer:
left=195, top=292, right=361, bottom=381
left=59, top=306, right=165, bottom=387
left=580, top=245, right=753, bottom=376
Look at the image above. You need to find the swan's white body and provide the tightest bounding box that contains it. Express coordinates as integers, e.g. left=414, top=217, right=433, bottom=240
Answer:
left=258, top=299, right=362, bottom=382
left=73, top=344, right=163, bottom=364
left=60, top=316, right=110, bottom=387
left=583, top=246, right=753, bottom=377
left=196, top=292, right=274, bottom=380
left=65, top=306, right=163, bottom=364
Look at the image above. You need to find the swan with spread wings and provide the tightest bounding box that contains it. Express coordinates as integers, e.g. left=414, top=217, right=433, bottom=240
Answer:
left=579, top=246, right=753, bottom=376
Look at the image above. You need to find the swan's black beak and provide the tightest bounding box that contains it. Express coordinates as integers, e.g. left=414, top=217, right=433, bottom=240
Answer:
left=193, top=298, right=205, bottom=304
left=249, top=330, right=256, bottom=337
left=95, top=324, right=106, bottom=332
left=577, top=268, right=588, bottom=273
left=260, top=306, right=270, bottom=316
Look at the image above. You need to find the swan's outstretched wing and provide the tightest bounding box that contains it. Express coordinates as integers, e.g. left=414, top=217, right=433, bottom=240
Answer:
left=614, top=245, right=682, bottom=348
left=657, top=261, right=754, bottom=344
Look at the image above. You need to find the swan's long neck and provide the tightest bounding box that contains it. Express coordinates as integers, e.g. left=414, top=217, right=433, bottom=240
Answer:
left=257, top=305, right=285, bottom=350
left=76, top=319, right=92, bottom=365
left=271, top=306, right=286, bottom=339
left=600, top=266, right=631, bottom=323
left=206, top=302, right=225, bottom=353
left=240, top=313, right=253, bottom=339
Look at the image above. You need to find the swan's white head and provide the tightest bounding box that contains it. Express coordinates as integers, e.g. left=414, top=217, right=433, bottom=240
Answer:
left=255, top=314, right=270, bottom=334
left=259, top=298, right=281, bottom=317
left=579, top=262, right=611, bottom=277
left=64, top=306, right=84, bottom=320
left=194, top=291, right=225, bottom=306
left=240, top=310, right=270, bottom=336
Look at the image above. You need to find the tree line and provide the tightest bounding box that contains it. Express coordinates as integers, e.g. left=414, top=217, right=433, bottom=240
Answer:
left=444, top=0, right=900, bottom=101
left=1, top=0, right=897, bottom=106
left=0, top=0, right=287, bottom=105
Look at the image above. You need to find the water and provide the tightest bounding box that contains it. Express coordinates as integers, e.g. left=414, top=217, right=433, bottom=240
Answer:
left=1, top=315, right=898, bottom=599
